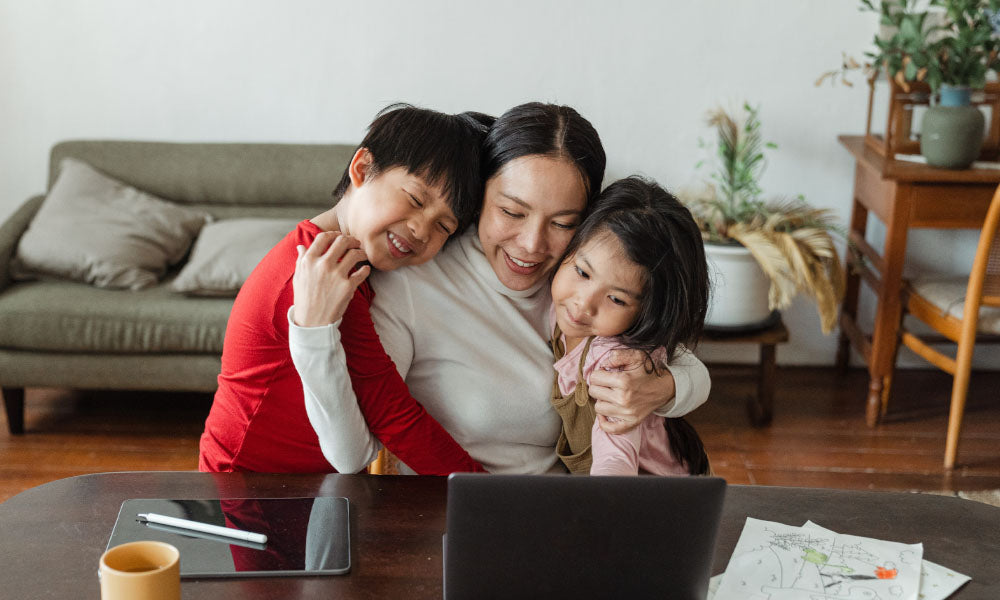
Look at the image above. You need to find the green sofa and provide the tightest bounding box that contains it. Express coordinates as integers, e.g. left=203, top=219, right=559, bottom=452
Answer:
left=0, top=140, right=355, bottom=434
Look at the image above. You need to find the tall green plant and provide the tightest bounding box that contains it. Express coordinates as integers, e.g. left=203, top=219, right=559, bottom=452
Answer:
left=707, top=103, right=770, bottom=222
left=694, top=103, right=776, bottom=242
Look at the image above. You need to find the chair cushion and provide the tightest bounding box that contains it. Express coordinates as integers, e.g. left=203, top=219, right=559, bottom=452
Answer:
left=0, top=279, right=233, bottom=353
left=910, top=276, right=1000, bottom=334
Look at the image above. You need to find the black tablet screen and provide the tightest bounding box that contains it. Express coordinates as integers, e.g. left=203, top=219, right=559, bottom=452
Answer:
left=106, top=497, right=350, bottom=578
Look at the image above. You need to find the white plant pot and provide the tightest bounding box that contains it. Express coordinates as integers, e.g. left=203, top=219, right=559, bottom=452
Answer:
left=704, top=242, right=773, bottom=329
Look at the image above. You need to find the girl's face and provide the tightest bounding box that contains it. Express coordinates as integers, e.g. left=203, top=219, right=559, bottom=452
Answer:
left=341, top=152, right=459, bottom=271
left=550, top=231, right=645, bottom=341
left=477, top=156, right=588, bottom=291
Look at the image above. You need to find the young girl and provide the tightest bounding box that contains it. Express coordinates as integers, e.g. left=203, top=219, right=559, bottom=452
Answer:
left=549, top=176, right=711, bottom=476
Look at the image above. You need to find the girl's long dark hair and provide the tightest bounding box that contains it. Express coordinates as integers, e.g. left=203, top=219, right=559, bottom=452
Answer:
left=668, top=418, right=711, bottom=476
left=561, top=176, right=709, bottom=361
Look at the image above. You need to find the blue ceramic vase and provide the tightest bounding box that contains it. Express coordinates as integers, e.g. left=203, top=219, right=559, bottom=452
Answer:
left=920, top=85, right=985, bottom=169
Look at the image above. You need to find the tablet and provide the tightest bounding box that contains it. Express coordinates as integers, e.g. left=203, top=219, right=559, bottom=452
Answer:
left=106, top=497, right=350, bottom=578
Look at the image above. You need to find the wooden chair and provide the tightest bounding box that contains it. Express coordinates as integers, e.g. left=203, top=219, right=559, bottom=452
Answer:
left=367, top=448, right=400, bottom=475
left=897, top=184, right=1000, bottom=469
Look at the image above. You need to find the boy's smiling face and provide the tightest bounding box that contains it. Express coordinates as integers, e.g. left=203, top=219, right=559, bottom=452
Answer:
left=340, top=150, right=458, bottom=271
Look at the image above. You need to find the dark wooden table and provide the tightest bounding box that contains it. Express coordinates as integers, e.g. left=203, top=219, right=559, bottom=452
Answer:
left=1, top=472, right=998, bottom=599
left=837, top=135, right=997, bottom=426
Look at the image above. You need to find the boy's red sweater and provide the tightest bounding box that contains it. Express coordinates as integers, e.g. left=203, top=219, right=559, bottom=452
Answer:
left=199, top=220, right=484, bottom=475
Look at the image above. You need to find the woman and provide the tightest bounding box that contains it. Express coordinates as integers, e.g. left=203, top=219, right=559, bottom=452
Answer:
left=291, top=102, right=710, bottom=474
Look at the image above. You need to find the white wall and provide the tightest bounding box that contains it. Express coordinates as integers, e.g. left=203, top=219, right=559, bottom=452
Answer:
left=1, top=0, right=994, bottom=368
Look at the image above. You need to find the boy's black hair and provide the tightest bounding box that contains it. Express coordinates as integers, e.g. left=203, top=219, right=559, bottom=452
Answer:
left=561, top=175, right=710, bottom=361
left=333, top=103, right=491, bottom=234
left=483, top=102, right=606, bottom=203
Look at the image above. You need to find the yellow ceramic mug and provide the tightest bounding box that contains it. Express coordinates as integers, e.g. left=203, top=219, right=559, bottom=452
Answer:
left=99, top=541, right=180, bottom=600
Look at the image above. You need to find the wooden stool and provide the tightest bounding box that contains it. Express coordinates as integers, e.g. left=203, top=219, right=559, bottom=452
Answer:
left=701, top=313, right=789, bottom=426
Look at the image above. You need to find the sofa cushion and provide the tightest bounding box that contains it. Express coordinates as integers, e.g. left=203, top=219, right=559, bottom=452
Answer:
left=0, top=279, right=233, bottom=354
left=171, top=218, right=299, bottom=296
left=12, top=158, right=211, bottom=290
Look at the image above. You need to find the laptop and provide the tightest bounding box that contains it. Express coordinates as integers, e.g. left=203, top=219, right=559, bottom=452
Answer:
left=443, top=474, right=725, bottom=600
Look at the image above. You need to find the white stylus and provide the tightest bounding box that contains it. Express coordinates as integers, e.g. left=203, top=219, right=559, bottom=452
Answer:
left=137, top=512, right=268, bottom=544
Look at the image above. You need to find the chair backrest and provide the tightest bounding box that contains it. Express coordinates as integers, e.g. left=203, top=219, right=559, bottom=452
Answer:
left=972, top=184, right=1000, bottom=311
left=985, top=226, right=1000, bottom=307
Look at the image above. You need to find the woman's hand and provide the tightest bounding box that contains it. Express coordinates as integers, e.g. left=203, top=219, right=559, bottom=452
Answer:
left=292, top=232, right=370, bottom=327
left=588, top=349, right=676, bottom=434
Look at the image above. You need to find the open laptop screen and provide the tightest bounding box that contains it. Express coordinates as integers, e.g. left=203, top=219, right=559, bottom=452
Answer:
left=444, top=474, right=725, bottom=599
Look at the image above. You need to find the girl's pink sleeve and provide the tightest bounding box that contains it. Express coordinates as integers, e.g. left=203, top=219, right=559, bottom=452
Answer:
left=589, top=419, right=642, bottom=476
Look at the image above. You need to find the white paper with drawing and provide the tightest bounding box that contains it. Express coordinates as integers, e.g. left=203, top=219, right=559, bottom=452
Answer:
left=802, top=521, right=970, bottom=600
left=715, top=517, right=923, bottom=600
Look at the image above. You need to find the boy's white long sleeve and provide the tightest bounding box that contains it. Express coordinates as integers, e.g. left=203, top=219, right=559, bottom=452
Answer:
left=287, top=307, right=381, bottom=474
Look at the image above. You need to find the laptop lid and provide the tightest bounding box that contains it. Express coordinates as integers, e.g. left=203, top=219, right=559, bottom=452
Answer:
left=444, top=474, right=725, bottom=600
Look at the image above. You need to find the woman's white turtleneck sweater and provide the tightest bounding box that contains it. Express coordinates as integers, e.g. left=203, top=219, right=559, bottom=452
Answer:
left=289, top=229, right=710, bottom=474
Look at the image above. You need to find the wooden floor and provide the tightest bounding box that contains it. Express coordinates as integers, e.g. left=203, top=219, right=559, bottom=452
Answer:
left=1, top=366, right=998, bottom=503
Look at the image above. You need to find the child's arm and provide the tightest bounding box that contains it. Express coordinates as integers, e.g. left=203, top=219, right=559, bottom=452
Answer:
left=589, top=418, right=642, bottom=476
left=288, top=232, right=379, bottom=473
left=289, top=308, right=382, bottom=473
left=291, top=237, right=485, bottom=475
left=334, top=285, right=486, bottom=474
left=584, top=343, right=647, bottom=476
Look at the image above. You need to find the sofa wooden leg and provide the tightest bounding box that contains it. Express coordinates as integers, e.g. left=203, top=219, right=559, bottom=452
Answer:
left=2, top=387, right=25, bottom=435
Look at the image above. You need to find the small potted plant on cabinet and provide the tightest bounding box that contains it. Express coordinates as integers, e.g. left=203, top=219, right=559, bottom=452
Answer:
left=684, top=103, right=845, bottom=333
left=821, top=0, right=1000, bottom=168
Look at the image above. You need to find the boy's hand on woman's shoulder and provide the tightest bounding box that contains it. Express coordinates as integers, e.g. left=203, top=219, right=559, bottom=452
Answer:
left=292, top=231, right=371, bottom=327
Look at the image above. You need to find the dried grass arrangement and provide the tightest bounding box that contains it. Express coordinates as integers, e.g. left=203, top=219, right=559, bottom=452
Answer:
left=684, top=104, right=846, bottom=333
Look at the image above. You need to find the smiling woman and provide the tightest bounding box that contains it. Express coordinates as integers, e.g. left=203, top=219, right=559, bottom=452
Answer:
left=478, top=155, right=587, bottom=291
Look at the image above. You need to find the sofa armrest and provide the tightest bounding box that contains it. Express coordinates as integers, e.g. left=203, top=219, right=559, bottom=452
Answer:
left=0, top=195, right=44, bottom=293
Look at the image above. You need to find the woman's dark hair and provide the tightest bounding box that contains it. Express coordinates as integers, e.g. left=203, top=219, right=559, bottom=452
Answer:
left=562, top=175, right=710, bottom=361
left=482, top=102, right=606, bottom=203
left=332, top=103, right=490, bottom=234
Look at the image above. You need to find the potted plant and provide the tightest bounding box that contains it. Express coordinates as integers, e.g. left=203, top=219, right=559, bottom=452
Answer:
left=820, top=0, right=1000, bottom=168
left=683, top=103, right=845, bottom=333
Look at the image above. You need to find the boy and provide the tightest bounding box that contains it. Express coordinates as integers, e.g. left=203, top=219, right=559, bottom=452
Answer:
left=199, top=104, right=487, bottom=474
